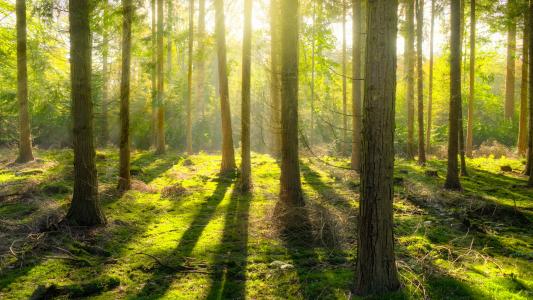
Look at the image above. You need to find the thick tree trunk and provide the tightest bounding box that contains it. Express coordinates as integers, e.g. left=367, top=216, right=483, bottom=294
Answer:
left=342, top=0, right=347, bottom=155
left=151, top=0, right=157, bottom=148
left=466, top=0, right=475, bottom=157
left=66, top=0, right=106, bottom=226
left=505, top=0, right=517, bottom=120
left=100, top=0, right=110, bottom=147
left=355, top=0, right=400, bottom=295
left=406, top=0, right=415, bottom=159
left=15, top=0, right=34, bottom=163
left=351, top=0, right=362, bottom=171
left=519, top=12, right=529, bottom=156
left=240, top=0, right=252, bottom=191
left=156, top=0, right=165, bottom=154
left=269, top=0, right=281, bottom=158
left=214, top=0, right=236, bottom=172
left=416, top=0, right=426, bottom=164
left=118, top=0, right=133, bottom=192
left=276, top=0, right=304, bottom=229
left=426, top=0, right=435, bottom=153
left=528, top=0, right=533, bottom=184
left=196, top=0, right=206, bottom=119
left=445, top=0, right=462, bottom=190
left=186, top=0, right=194, bottom=154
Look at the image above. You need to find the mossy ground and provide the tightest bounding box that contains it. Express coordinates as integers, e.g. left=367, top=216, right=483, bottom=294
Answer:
left=0, top=149, right=531, bottom=299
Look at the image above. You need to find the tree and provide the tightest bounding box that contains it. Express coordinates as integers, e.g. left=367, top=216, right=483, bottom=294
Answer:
left=406, top=0, right=415, bottom=159
left=416, top=0, right=426, bottom=164
left=276, top=0, right=304, bottom=229
left=355, top=0, right=400, bottom=294
left=342, top=0, right=348, bottom=154
left=351, top=0, right=362, bottom=171
left=186, top=0, right=194, bottom=154
left=156, top=0, right=165, bottom=154
left=269, top=0, right=281, bottom=157
left=240, top=0, right=252, bottom=191
left=214, top=0, right=236, bottom=172
left=66, top=0, right=106, bottom=226
left=518, top=11, right=529, bottom=156
left=100, top=0, right=110, bottom=147
left=458, top=0, right=467, bottom=177
left=151, top=0, right=157, bottom=148
left=505, top=0, right=517, bottom=120
left=196, top=0, right=206, bottom=118
left=445, top=0, right=462, bottom=190
left=15, top=0, right=34, bottom=163
left=528, top=0, right=533, bottom=184
left=466, top=0, right=475, bottom=157
left=426, top=0, right=435, bottom=152
left=118, top=0, right=133, bottom=192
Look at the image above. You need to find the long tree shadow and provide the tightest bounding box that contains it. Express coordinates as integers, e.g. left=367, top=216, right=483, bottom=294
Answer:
left=130, top=151, right=183, bottom=183
left=205, top=188, right=251, bottom=299
left=135, top=173, right=235, bottom=298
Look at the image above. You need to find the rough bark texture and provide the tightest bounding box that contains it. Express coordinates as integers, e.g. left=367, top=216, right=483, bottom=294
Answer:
left=214, top=0, right=236, bottom=172
left=406, top=0, right=415, bottom=159
left=15, top=0, right=34, bottom=163
left=466, top=0, right=475, bottom=157
left=426, top=0, right=435, bottom=153
left=66, top=0, right=106, bottom=226
left=240, top=0, right=252, bottom=191
left=351, top=0, right=362, bottom=171
left=156, top=0, right=166, bottom=154
left=416, top=0, right=426, bottom=164
left=528, top=0, right=533, bottom=184
left=269, top=0, right=282, bottom=158
left=518, top=12, right=529, bottom=156
left=355, top=0, right=400, bottom=295
left=445, top=0, right=462, bottom=190
left=505, top=0, right=517, bottom=120
left=100, top=0, right=110, bottom=147
left=196, top=0, right=206, bottom=118
left=276, top=0, right=305, bottom=229
left=186, top=0, right=194, bottom=154
left=151, top=0, right=157, bottom=148
left=342, top=0, right=348, bottom=154
left=118, top=0, right=133, bottom=192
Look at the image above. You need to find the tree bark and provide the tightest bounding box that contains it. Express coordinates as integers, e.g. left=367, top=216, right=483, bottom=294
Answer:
left=342, top=0, right=348, bottom=155
left=269, top=0, right=282, bottom=158
left=518, top=12, right=529, bottom=156
left=15, top=0, right=34, bottom=163
left=528, top=0, right=533, bottom=184
left=155, top=0, right=166, bottom=154
left=355, top=0, right=400, bottom=295
left=351, top=0, right=362, bottom=171
left=66, top=0, right=106, bottom=226
left=118, top=0, right=133, bottom=192
left=151, top=0, right=157, bottom=148
left=196, top=0, right=206, bottom=119
left=100, top=0, right=110, bottom=147
left=458, top=0, right=467, bottom=176
left=445, top=0, right=462, bottom=190
left=426, top=0, right=435, bottom=153
left=406, top=0, right=415, bottom=159
left=466, top=0, right=475, bottom=157
left=186, top=0, right=194, bottom=154
left=416, top=0, right=426, bottom=164
left=240, top=0, right=252, bottom=191
left=505, top=0, right=517, bottom=120
left=214, top=0, right=236, bottom=172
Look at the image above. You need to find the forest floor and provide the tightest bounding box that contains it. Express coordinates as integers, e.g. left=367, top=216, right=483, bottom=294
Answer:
left=0, top=149, right=532, bottom=299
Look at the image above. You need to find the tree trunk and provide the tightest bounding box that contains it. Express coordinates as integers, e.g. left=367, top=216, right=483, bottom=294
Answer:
left=355, top=0, right=400, bottom=295
left=406, top=0, right=415, bottom=159
left=214, top=0, right=236, bottom=172
left=196, top=0, right=206, bottom=119
left=275, top=0, right=304, bottom=229
left=310, top=2, right=316, bottom=144
left=100, top=0, right=110, bottom=147
left=505, top=0, right=517, bottom=120
left=519, top=12, right=529, bottom=156
left=426, top=0, right=435, bottom=153
left=240, top=0, right=252, bottom=191
left=15, top=0, right=34, bottom=163
left=186, top=0, right=194, bottom=154
left=466, top=0, right=475, bottom=157
left=445, top=0, right=462, bottom=190
left=167, top=0, right=173, bottom=82
left=528, top=0, right=533, bottom=183
left=458, top=0, right=467, bottom=176
left=342, top=0, right=347, bottom=155
left=151, top=0, right=157, bottom=148
left=269, top=0, right=281, bottom=158
left=118, top=0, right=133, bottom=192
left=156, top=0, right=165, bottom=154
left=66, top=0, right=106, bottom=226
left=351, top=0, right=362, bottom=171
left=416, top=0, right=426, bottom=164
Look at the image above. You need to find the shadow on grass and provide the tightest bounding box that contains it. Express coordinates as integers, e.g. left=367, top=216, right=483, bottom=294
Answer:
left=135, top=173, right=235, bottom=298
left=131, top=151, right=183, bottom=183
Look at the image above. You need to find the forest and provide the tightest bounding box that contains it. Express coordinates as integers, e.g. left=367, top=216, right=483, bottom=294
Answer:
left=0, top=0, right=532, bottom=299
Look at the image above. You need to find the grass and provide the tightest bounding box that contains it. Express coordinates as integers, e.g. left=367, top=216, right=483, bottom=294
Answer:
left=0, top=149, right=531, bottom=299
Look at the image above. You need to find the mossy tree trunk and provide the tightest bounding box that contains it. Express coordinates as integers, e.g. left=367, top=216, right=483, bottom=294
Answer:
left=351, top=0, right=362, bottom=171
left=66, top=0, right=106, bottom=226
left=355, top=0, right=400, bottom=295
left=240, top=0, right=252, bottom=191
left=118, top=0, right=133, bottom=192
left=416, top=0, right=426, bottom=165
left=156, top=0, right=166, bottom=154
left=528, top=0, right=533, bottom=184
left=15, top=0, right=34, bottom=163
left=518, top=11, right=529, bottom=156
